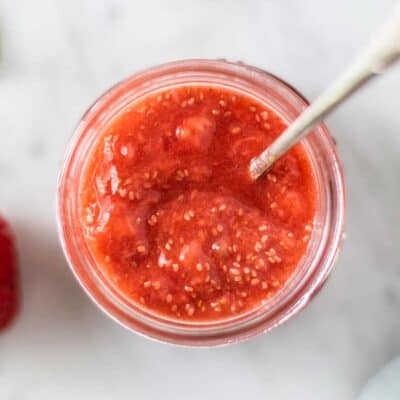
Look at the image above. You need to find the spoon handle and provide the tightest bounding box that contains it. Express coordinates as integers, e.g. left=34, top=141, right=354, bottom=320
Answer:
left=250, top=4, right=400, bottom=180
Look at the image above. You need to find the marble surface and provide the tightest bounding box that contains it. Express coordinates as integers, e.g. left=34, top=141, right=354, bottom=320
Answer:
left=0, top=0, right=400, bottom=399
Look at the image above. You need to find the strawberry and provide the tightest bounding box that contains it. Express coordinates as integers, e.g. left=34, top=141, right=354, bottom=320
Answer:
left=0, top=216, right=19, bottom=331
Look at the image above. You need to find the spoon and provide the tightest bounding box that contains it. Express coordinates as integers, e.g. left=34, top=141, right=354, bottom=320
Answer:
left=250, top=3, right=400, bottom=180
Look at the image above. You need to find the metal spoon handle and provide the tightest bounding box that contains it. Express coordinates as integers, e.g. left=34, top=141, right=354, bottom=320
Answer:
left=250, top=4, right=400, bottom=180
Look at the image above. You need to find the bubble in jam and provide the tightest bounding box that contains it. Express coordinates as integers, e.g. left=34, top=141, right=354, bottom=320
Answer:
left=79, top=86, right=316, bottom=321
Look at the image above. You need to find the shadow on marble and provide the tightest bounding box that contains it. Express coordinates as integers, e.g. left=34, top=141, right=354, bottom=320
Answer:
left=7, top=220, right=101, bottom=348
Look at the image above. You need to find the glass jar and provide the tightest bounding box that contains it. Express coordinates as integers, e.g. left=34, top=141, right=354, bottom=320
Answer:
left=57, top=59, right=345, bottom=346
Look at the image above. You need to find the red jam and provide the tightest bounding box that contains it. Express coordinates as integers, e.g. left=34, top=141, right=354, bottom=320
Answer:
left=80, top=86, right=316, bottom=321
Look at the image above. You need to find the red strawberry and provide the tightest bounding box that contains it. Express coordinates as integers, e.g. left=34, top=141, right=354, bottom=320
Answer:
left=0, top=216, right=19, bottom=331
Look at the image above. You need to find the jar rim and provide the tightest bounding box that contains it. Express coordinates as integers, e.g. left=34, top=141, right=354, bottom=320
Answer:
left=57, top=59, right=346, bottom=347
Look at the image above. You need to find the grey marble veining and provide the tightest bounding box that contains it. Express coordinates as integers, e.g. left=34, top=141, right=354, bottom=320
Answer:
left=0, top=0, right=400, bottom=399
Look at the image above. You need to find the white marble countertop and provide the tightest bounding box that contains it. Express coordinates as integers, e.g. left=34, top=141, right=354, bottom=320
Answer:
left=1, top=1, right=400, bottom=399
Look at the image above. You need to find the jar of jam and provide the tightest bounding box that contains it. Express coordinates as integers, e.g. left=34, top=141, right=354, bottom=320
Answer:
left=57, top=60, right=345, bottom=346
